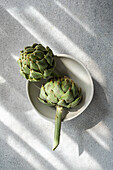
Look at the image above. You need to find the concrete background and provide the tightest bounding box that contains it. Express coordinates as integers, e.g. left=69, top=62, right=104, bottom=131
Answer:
left=0, top=0, right=113, bottom=169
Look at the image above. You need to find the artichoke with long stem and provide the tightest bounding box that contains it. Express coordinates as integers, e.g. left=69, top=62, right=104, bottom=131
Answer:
left=38, top=76, right=82, bottom=150
left=17, top=43, right=55, bottom=81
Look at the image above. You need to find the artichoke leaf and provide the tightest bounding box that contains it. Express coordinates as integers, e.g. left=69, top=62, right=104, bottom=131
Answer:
left=22, top=59, right=27, bottom=65
left=38, top=97, right=55, bottom=107
left=57, top=99, right=67, bottom=107
left=35, top=44, right=46, bottom=52
left=44, top=54, right=53, bottom=66
left=53, top=82, right=64, bottom=99
left=22, top=64, right=30, bottom=74
left=43, top=67, right=54, bottom=78
left=32, top=43, right=38, bottom=48
left=47, top=90, right=57, bottom=103
left=20, top=70, right=28, bottom=79
left=37, top=58, right=48, bottom=72
left=67, top=96, right=82, bottom=108
left=39, top=85, right=47, bottom=100
left=30, top=61, right=39, bottom=71
left=61, top=78, right=71, bottom=92
left=71, top=82, right=78, bottom=98
left=17, top=59, right=22, bottom=68
left=24, top=46, right=32, bottom=50
left=61, top=88, right=74, bottom=103
left=44, top=81, right=54, bottom=94
left=34, top=50, right=45, bottom=59
left=28, top=54, right=38, bottom=61
left=30, top=70, right=42, bottom=79
left=25, top=47, right=34, bottom=53
left=46, top=46, right=53, bottom=57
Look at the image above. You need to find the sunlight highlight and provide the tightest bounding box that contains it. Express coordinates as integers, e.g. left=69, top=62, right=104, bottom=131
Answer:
left=54, top=0, right=96, bottom=37
left=79, top=150, right=103, bottom=170
left=87, top=121, right=111, bottom=151
left=92, top=121, right=111, bottom=138
left=11, top=53, right=18, bottom=61
left=0, top=76, right=6, bottom=84
left=88, top=128, right=110, bottom=151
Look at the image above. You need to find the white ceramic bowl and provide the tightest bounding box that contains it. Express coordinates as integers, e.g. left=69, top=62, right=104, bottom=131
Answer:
left=26, top=54, right=94, bottom=121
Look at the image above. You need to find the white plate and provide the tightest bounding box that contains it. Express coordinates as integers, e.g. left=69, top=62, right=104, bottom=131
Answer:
left=26, top=54, right=94, bottom=121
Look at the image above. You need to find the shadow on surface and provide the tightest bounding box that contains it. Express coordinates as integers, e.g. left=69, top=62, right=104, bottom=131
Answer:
left=62, top=78, right=109, bottom=156
left=54, top=56, right=70, bottom=77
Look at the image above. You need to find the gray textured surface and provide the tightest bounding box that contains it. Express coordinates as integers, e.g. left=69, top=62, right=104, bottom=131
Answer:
left=0, top=0, right=113, bottom=170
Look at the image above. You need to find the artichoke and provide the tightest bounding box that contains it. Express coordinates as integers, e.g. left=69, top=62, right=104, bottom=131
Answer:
left=38, top=76, right=82, bottom=150
left=17, top=43, right=55, bottom=81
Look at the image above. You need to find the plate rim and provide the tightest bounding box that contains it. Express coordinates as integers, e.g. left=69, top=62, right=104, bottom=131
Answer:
left=26, top=54, right=94, bottom=122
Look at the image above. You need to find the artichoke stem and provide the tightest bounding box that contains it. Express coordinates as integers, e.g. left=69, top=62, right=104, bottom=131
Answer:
left=52, top=106, right=63, bottom=151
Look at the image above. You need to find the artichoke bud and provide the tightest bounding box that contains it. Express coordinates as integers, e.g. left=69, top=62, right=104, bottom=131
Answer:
left=38, top=76, right=82, bottom=109
left=17, top=43, right=55, bottom=81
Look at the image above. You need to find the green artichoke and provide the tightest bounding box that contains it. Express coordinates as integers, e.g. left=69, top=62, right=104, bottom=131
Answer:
left=17, top=43, right=55, bottom=81
left=38, top=76, right=82, bottom=150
